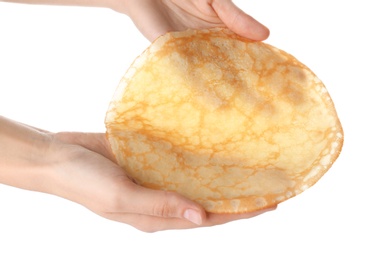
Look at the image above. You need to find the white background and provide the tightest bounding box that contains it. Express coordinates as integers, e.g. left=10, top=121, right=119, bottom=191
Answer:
left=1, top=1, right=376, bottom=259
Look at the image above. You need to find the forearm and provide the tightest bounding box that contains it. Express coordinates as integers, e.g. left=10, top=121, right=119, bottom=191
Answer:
left=0, top=116, right=54, bottom=192
left=0, top=0, right=128, bottom=13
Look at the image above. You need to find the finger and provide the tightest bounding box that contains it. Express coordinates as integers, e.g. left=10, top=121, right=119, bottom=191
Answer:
left=98, top=211, right=198, bottom=232
left=212, top=0, right=270, bottom=40
left=98, top=205, right=276, bottom=232
left=116, top=183, right=206, bottom=225
left=205, top=205, right=277, bottom=226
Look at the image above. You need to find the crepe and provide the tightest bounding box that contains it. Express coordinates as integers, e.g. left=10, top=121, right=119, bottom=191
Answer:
left=105, top=28, right=343, bottom=213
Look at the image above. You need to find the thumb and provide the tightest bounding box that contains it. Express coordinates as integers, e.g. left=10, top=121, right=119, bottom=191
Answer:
left=122, top=183, right=205, bottom=225
left=53, top=132, right=116, bottom=162
left=212, top=0, right=270, bottom=41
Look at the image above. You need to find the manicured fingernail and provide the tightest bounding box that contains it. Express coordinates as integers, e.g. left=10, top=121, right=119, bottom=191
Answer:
left=183, top=209, right=202, bottom=225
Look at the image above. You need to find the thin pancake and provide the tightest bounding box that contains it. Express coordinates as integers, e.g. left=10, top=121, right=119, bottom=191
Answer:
left=105, top=28, right=343, bottom=213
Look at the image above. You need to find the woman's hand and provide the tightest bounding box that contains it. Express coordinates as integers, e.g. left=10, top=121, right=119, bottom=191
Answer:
left=1, top=0, right=269, bottom=42
left=0, top=116, right=274, bottom=232
left=51, top=131, right=275, bottom=232
left=112, top=0, right=269, bottom=41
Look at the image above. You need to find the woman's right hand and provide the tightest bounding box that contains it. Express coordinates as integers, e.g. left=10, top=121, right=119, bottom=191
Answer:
left=49, top=131, right=275, bottom=232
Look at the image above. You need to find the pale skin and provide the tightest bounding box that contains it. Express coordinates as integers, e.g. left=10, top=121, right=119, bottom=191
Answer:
left=0, top=0, right=274, bottom=232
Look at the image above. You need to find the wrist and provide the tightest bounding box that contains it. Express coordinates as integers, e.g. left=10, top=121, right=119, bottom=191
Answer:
left=0, top=116, right=55, bottom=192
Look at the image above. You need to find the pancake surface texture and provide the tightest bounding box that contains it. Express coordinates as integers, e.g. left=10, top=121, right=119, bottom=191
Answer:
left=105, top=28, right=343, bottom=213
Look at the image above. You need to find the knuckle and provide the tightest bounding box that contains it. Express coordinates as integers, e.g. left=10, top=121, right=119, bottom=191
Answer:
left=99, top=193, right=122, bottom=213
left=152, top=191, right=179, bottom=218
left=106, top=194, right=123, bottom=212
left=102, top=181, right=132, bottom=212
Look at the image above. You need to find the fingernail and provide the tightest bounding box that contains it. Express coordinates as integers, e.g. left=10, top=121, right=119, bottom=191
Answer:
left=183, top=209, right=202, bottom=225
